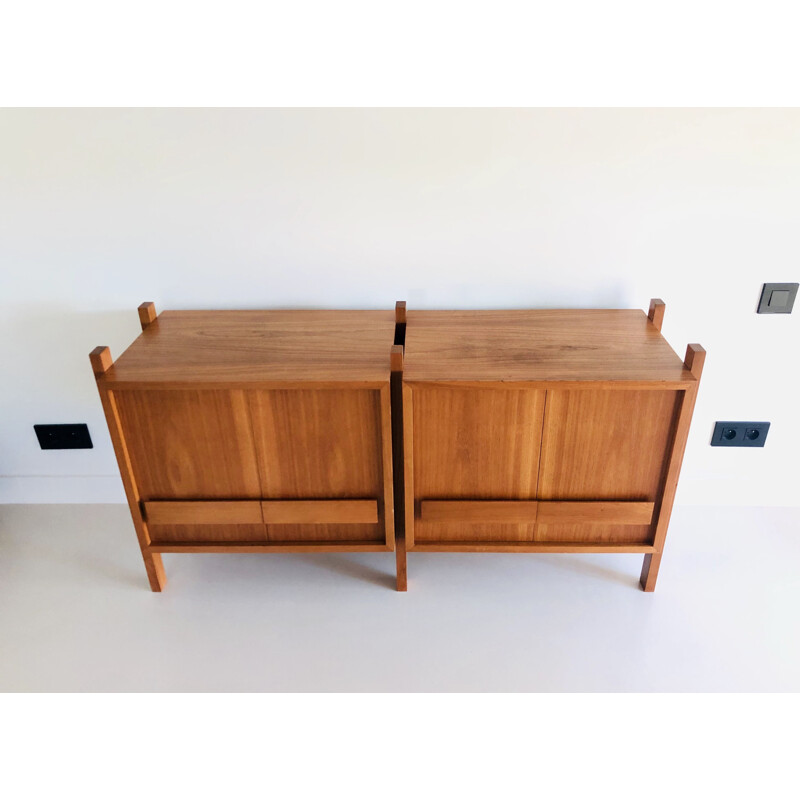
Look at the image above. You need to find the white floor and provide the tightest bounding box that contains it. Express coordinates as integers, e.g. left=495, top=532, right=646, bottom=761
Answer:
left=1, top=503, right=798, bottom=692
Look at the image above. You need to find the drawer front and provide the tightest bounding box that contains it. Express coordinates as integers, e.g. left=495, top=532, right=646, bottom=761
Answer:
left=141, top=499, right=380, bottom=545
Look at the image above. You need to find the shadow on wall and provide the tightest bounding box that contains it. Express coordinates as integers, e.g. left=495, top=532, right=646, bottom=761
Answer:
left=407, top=279, right=631, bottom=310
left=1, top=305, right=142, bottom=410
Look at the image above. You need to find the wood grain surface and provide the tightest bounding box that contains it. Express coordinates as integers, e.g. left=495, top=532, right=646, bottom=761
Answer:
left=420, top=500, right=654, bottom=525
left=410, top=386, right=545, bottom=543
left=410, top=543, right=657, bottom=553
left=249, top=388, right=386, bottom=542
left=421, top=500, right=539, bottom=523
left=536, top=389, right=679, bottom=544
left=261, top=500, right=378, bottom=524
left=538, top=390, right=679, bottom=501
left=403, top=309, right=693, bottom=383
left=103, top=309, right=395, bottom=386
left=641, top=343, right=707, bottom=590
left=89, top=349, right=167, bottom=590
left=144, top=500, right=263, bottom=525
left=390, top=342, right=407, bottom=590
left=115, top=389, right=262, bottom=499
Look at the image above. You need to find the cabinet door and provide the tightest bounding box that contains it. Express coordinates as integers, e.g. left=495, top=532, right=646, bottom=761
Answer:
left=536, top=389, right=680, bottom=544
left=248, top=389, right=387, bottom=543
left=412, top=387, right=546, bottom=543
left=114, top=389, right=266, bottom=543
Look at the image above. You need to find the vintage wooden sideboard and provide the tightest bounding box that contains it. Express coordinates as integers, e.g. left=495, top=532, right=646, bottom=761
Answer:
left=393, top=299, right=705, bottom=592
left=92, top=299, right=703, bottom=592
left=90, top=304, right=398, bottom=592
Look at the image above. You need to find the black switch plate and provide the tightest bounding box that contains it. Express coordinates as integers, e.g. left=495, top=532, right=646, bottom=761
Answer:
left=711, top=421, right=770, bottom=447
left=34, top=424, right=93, bottom=450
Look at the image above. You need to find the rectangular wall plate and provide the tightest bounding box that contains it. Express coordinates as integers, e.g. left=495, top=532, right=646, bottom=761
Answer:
left=757, top=283, right=798, bottom=314
left=711, top=421, right=770, bottom=447
left=34, top=424, right=93, bottom=450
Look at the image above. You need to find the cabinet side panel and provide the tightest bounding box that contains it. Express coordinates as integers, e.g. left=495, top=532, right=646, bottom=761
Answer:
left=249, top=389, right=384, bottom=543
left=115, top=389, right=262, bottom=499
left=413, top=387, right=545, bottom=543
left=536, top=389, right=680, bottom=544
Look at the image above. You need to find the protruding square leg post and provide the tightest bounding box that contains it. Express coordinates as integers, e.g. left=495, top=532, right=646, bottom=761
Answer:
left=141, top=551, right=167, bottom=593
left=395, top=523, right=407, bottom=592
left=90, top=338, right=167, bottom=592
left=390, top=338, right=407, bottom=591
left=640, top=551, right=662, bottom=592
left=394, top=300, right=407, bottom=347
left=648, top=298, right=666, bottom=331
left=640, top=340, right=706, bottom=593
left=138, top=301, right=157, bottom=331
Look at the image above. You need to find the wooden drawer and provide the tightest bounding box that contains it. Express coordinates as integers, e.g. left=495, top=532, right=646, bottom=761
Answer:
left=142, top=499, right=382, bottom=545
left=416, top=499, right=656, bottom=545
left=143, top=500, right=265, bottom=544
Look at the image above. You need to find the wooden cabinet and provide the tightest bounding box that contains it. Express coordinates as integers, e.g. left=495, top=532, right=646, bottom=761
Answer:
left=92, top=299, right=703, bottom=593
left=91, top=306, right=396, bottom=592
left=395, top=301, right=705, bottom=592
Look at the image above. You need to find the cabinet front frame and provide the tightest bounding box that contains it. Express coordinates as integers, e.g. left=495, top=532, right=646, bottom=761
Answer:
left=402, top=380, right=695, bottom=554
left=100, top=380, right=395, bottom=553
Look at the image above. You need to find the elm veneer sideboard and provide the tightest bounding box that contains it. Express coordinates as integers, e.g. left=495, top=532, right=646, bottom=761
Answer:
left=394, top=299, right=705, bottom=591
left=90, top=303, right=400, bottom=591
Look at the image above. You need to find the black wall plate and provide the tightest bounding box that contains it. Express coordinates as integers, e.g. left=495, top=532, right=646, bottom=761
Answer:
left=711, top=421, right=770, bottom=447
left=34, top=424, right=93, bottom=450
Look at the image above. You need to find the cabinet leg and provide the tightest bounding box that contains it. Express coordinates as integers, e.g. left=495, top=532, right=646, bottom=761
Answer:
left=395, top=534, right=407, bottom=592
left=639, top=552, right=662, bottom=592
left=143, top=551, right=167, bottom=592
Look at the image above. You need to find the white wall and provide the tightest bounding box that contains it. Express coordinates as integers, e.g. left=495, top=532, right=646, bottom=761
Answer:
left=1, top=108, right=798, bottom=506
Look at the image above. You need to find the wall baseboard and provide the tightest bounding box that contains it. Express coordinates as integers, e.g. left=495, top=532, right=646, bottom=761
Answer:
left=0, top=476, right=126, bottom=504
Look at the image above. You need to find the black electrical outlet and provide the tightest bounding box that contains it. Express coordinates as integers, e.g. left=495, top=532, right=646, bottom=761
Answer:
left=711, top=421, right=770, bottom=447
left=34, top=424, right=93, bottom=450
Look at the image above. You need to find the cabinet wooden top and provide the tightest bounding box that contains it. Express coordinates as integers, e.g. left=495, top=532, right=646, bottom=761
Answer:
left=403, top=309, right=695, bottom=385
left=104, top=310, right=396, bottom=386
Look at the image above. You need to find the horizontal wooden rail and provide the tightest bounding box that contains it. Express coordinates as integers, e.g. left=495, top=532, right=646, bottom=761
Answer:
left=143, top=501, right=262, bottom=525
left=143, top=499, right=379, bottom=526
left=261, top=500, right=378, bottom=524
left=537, top=501, right=654, bottom=525
left=410, top=543, right=657, bottom=554
left=421, top=500, right=538, bottom=523
left=147, top=542, right=390, bottom=554
left=419, top=500, right=654, bottom=526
